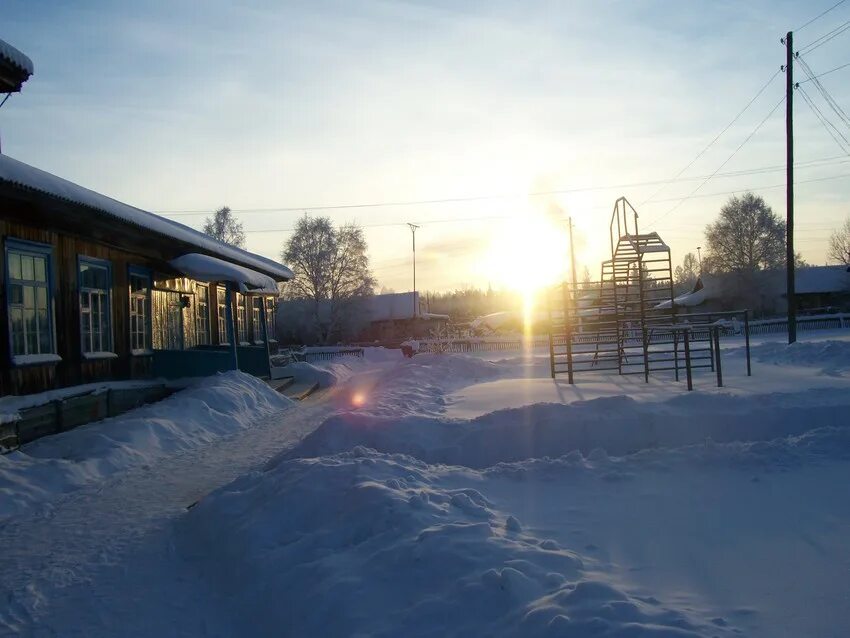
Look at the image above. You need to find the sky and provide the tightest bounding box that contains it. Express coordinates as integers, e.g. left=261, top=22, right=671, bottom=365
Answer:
left=3, top=0, right=850, bottom=294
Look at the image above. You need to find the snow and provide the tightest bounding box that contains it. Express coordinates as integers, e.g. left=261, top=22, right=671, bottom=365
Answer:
left=2, top=333, right=850, bottom=636
left=11, top=353, right=62, bottom=366
left=169, top=252, right=284, bottom=294
left=0, top=371, right=292, bottom=521
left=796, top=264, right=850, bottom=294
left=0, top=38, right=33, bottom=75
left=0, top=154, right=292, bottom=280
left=82, top=351, right=118, bottom=360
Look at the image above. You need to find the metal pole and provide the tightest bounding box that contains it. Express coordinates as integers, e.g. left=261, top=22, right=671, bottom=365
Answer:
left=568, top=217, right=578, bottom=291
left=713, top=326, right=723, bottom=387
left=407, top=223, right=419, bottom=317
left=683, top=328, right=693, bottom=391
left=744, top=309, right=752, bottom=376
left=785, top=31, right=797, bottom=344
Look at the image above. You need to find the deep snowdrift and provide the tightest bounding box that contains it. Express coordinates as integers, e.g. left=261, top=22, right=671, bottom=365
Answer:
left=0, top=371, right=292, bottom=521
left=180, top=447, right=731, bottom=638
left=179, top=345, right=850, bottom=637
left=285, top=389, right=850, bottom=468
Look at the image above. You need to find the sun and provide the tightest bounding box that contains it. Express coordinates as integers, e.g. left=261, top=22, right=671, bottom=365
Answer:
left=483, top=212, right=569, bottom=295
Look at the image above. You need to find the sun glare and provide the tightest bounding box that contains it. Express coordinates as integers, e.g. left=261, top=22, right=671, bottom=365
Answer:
left=484, top=212, right=569, bottom=295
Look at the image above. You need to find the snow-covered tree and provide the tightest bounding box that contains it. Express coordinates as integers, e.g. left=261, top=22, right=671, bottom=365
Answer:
left=282, top=215, right=376, bottom=344
left=828, top=217, right=850, bottom=265
left=203, top=206, right=246, bottom=249
left=704, top=193, right=785, bottom=273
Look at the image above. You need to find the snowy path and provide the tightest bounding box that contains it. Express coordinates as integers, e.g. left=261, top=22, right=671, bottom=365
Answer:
left=0, top=388, right=342, bottom=637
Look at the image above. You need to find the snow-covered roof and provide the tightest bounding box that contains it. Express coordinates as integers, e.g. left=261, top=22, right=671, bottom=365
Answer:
left=795, top=265, right=850, bottom=294
left=0, top=38, right=33, bottom=76
left=169, top=253, right=282, bottom=295
left=0, top=154, right=292, bottom=281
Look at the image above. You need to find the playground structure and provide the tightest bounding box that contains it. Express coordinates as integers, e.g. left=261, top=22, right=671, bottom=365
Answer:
left=548, top=197, right=751, bottom=388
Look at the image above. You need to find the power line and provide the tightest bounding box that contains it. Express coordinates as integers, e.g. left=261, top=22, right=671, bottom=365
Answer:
left=797, top=85, right=850, bottom=153
left=638, top=69, right=781, bottom=206
left=799, top=18, right=850, bottom=53
left=796, top=55, right=850, bottom=131
left=796, top=0, right=849, bottom=32
left=645, top=95, right=787, bottom=229
left=797, top=60, right=850, bottom=83
left=155, top=153, right=849, bottom=218
left=237, top=171, right=850, bottom=235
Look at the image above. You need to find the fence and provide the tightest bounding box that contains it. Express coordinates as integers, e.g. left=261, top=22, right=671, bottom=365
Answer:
left=745, top=313, right=849, bottom=335
left=301, top=313, right=849, bottom=360
left=302, top=347, right=365, bottom=363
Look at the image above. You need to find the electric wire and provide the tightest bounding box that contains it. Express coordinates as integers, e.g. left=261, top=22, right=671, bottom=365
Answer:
left=796, top=55, right=850, bottom=130
left=797, top=60, right=850, bottom=83
left=644, top=95, right=787, bottom=229
left=637, top=69, right=781, bottom=206
left=797, top=85, right=850, bottom=152
left=796, top=0, right=848, bottom=32
left=155, top=152, right=849, bottom=218
left=799, top=18, right=850, bottom=53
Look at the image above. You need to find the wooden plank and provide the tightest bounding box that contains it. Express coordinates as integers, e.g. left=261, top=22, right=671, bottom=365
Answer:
left=16, top=401, right=60, bottom=443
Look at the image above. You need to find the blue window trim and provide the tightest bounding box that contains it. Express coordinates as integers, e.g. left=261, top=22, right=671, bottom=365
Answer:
left=77, top=255, right=114, bottom=355
left=128, top=265, right=153, bottom=355
left=4, top=238, right=58, bottom=366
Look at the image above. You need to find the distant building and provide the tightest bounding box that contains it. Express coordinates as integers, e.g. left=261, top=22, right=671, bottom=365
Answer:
left=359, top=292, right=449, bottom=343
left=655, top=266, right=850, bottom=316
left=277, top=291, right=450, bottom=345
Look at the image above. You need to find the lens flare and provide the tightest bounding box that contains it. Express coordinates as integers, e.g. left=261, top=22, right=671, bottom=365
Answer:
left=351, top=391, right=367, bottom=408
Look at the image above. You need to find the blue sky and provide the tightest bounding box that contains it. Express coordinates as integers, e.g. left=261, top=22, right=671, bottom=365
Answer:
left=3, top=0, right=850, bottom=292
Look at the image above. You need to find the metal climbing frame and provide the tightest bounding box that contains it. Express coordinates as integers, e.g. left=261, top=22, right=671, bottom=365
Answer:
left=548, top=197, right=752, bottom=388
left=549, top=196, right=679, bottom=383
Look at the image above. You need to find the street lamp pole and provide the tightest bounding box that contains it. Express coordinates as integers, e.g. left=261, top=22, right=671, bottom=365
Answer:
left=696, top=246, right=702, bottom=271
left=407, top=223, right=420, bottom=316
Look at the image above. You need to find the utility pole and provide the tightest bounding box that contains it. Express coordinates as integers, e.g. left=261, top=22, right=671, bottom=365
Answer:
left=784, top=30, right=796, bottom=344
left=568, top=217, right=578, bottom=290
left=407, top=223, right=419, bottom=317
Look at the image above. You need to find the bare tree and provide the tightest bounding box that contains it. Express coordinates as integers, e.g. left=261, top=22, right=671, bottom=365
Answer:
left=282, top=215, right=376, bottom=343
left=203, top=206, right=246, bottom=248
left=828, top=217, right=850, bottom=265
left=674, top=252, right=699, bottom=288
left=704, top=193, right=785, bottom=273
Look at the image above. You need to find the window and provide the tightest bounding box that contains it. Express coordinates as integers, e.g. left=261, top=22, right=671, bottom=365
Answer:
left=265, top=297, right=277, bottom=342
left=78, top=257, right=112, bottom=354
left=252, top=297, right=263, bottom=343
left=196, top=284, right=210, bottom=345
left=152, top=289, right=183, bottom=350
left=129, top=267, right=151, bottom=353
left=217, top=286, right=229, bottom=344
left=6, top=240, right=55, bottom=360
left=236, top=293, right=248, bottom=344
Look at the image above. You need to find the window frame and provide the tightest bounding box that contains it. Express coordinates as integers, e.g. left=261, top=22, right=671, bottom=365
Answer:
left=77, top=255, right=114, bottom=357
left=265, top=297, right=277, bottom=343
left=216, top=286, right=229, bottom=345
left=128, top=265, right=152, bottom=355
left=235, top=292, right=249, bottom=345
left=5, top=238, right=58, bottom=366
left=251, top=296, right=264, bottom=344
left=195, top=283, right=210, bottom=346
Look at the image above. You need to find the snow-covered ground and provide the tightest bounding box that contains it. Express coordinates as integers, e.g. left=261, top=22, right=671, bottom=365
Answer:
left=1, top=336, right=849, bottom=636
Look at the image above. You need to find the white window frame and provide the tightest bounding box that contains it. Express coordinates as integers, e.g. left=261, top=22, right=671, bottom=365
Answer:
left=129, top=267, right=152, bottom=354
left=6, top=239, right=58, bottom=365
left=78, top=256, right=113, bottom=357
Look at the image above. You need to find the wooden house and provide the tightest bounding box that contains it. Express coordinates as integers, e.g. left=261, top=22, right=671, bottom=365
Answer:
left=0, top=154, right=293, bottom=397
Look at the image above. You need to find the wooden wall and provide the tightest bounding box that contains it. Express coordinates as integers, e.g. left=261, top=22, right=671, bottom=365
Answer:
left=1, top=208, right=161, bottom=395
left=1, top=184, right=279, bottom=397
